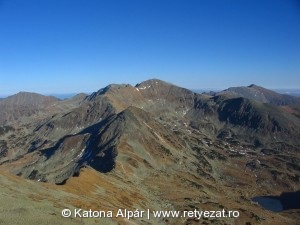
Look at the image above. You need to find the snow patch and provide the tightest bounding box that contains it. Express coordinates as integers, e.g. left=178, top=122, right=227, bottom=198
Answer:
left=137, top=85, right=151, bottom=90
left=77, top=148, right=85, bottom=158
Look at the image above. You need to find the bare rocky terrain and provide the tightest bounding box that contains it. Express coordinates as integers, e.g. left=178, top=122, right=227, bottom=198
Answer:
left=216, top=84, right=300, bottom=106
left=0, top=79, right=299, bottom=225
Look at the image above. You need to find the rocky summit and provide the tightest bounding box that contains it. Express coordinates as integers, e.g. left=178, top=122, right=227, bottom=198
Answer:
left=0, top=79, right=299, bottom=225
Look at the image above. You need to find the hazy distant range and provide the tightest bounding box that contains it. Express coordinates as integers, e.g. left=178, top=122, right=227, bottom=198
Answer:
left=272, top=89, right=300, bottom=97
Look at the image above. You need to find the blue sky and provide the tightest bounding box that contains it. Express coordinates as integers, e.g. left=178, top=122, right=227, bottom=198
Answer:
left=0, top=0, right=300, bottom=95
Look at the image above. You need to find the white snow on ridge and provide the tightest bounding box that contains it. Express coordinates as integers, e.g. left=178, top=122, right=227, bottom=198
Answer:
left=137, top=85, right=151, bottom=90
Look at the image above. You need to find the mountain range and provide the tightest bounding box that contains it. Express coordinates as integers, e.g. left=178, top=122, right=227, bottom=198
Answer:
left=0, top=79, right=299, bottom=225
left=216, top=84, right=300, bottom=105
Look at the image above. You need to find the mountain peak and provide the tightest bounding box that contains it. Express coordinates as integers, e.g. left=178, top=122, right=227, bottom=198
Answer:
left=0, top=92, right=60, bottom=125
left=99, top=83, right=132, bottom=93
left=86, top=83, right=133, bottom=101
left=1, top=92, right=59, bottom=105
left=135, top=78, right=171, bottom=88
left=219, top=84, right=300, bottom=105
left=14, top=91, right=47, bottom=98
left=1, top=80, right=300, bottom=225
left=248, top=84, right=258, bottom=88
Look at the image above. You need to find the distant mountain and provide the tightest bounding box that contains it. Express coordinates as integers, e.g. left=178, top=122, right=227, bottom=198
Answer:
left=0, top=92, right=60, bottom=125
left=0, top=92, right=59, bottom=106
left=0, top=92, right=90, bottom=126
left=0, top=79, right=299, bottom=224
left=217, top=84, right=300, bottom=105
left=274, top=89, right=300, bottom=97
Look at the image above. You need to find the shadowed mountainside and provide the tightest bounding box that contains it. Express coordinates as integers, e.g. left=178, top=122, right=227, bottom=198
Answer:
left=0, top=79, right=299, bottom=224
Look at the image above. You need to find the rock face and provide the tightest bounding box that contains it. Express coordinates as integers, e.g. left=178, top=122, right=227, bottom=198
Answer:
left=0, top=79, right=299, bottom=224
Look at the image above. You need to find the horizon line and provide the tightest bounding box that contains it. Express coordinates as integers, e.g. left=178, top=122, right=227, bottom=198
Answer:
left=1, top=87, right=300, bottom=99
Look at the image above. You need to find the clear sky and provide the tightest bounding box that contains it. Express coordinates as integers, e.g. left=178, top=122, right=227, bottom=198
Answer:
left=0, top=0, right=300, bottom=96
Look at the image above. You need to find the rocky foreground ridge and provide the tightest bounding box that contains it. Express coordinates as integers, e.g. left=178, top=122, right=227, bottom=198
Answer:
left=0, top=79, right=299, bottom=225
